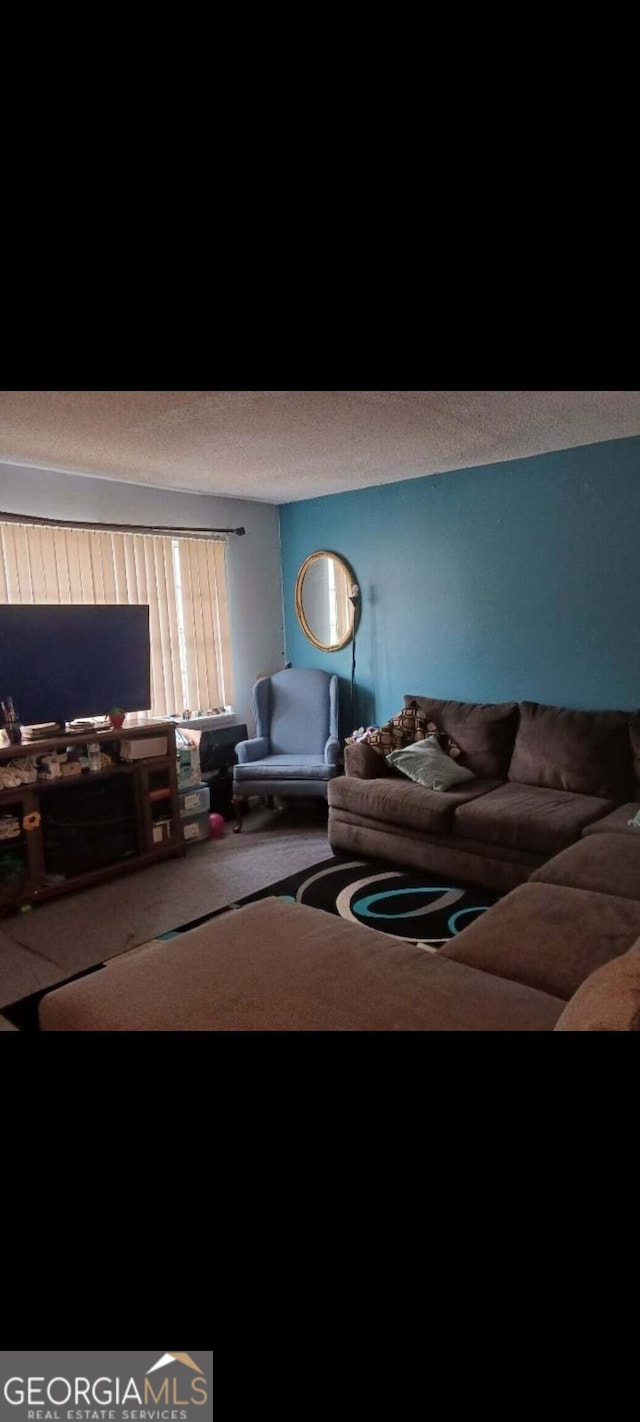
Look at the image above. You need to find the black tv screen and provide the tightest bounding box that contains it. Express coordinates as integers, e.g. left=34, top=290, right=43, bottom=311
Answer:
left=0, top=605, right=151, bottom=727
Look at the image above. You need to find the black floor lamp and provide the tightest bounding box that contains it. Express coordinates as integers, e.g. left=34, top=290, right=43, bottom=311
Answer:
left=349, top=583, right=361, bottom=731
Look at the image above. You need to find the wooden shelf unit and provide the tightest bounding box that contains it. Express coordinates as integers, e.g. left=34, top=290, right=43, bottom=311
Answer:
left=0, top=722, right=185, bottom=914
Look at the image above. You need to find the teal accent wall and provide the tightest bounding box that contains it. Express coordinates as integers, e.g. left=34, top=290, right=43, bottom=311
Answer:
left=280, top=437, right=640, bottom=729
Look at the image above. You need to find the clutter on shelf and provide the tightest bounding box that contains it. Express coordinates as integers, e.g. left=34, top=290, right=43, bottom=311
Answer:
left=0, top=760, right=39, bottom=789
left=1, top=696, right=22, bottom=744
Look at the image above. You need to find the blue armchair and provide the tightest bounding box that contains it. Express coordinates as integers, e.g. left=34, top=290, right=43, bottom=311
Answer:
left=233, top=668, right=341, bottom=831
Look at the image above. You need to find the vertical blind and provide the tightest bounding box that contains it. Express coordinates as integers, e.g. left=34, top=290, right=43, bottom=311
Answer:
left=0, top=521, right=233, bottom=717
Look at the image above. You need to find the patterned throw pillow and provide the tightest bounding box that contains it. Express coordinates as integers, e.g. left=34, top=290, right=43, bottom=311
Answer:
left=365, top=705, right=464, bottom=761
left=425, top=721, right=463, bottom=761
left=366, top=704, right=429, bottom=758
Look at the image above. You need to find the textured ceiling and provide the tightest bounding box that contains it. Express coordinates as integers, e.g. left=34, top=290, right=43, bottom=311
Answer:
left=1, top=390, right=640, bottom=503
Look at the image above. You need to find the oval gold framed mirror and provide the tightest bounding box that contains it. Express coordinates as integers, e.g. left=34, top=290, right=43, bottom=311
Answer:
left=295, top=550, right=359, bottom=652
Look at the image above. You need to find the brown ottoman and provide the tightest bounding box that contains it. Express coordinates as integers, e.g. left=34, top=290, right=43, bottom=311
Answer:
left=38, top=897, right=562, bottom=1033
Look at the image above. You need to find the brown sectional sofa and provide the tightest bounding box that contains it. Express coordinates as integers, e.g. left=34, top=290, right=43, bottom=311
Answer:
left=329, top=695, right=640, bottom=892
left=34, top=696, right=640, bottom=1031
left=38, top=829, right=640, bottom=1029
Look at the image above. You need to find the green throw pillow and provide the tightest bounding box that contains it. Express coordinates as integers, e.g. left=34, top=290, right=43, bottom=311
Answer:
left=387, top=736, right=476, bottom=791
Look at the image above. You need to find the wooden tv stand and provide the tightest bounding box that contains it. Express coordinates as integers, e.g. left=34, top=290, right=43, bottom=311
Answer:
left=0, top=722, right=185, bottom=916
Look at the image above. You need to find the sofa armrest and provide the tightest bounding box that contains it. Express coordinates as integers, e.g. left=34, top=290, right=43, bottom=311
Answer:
left=236, top=736, right=270, bottom=765
left=324, top=736, right=341, bottom=767
left=344, top=742, right=391, bottom=779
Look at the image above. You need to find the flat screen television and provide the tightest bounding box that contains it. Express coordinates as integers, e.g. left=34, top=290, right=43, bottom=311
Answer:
left=0, top=605, right=151, bottom=728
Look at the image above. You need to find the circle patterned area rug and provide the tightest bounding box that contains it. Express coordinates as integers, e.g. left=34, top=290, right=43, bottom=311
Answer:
left=174, top=856, right=499, bottom=952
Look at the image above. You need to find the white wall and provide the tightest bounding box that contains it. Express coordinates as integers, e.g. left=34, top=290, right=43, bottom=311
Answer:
left=0, top=462, right=285, bottom=733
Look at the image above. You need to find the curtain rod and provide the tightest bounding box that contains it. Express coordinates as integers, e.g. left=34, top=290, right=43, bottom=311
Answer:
left=0, top=510, right=246, bottom=539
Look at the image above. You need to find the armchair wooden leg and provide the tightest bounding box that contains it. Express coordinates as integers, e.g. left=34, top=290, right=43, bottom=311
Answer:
left=233, top=795, right=246, bottom=833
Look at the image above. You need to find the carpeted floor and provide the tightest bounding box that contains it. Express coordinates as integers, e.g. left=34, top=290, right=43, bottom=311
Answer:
left=168, top=855, right=499, bottom=951
left=0, top=804, right=330, bottom=1011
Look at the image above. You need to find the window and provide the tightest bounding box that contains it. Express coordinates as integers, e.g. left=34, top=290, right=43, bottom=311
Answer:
left=0, top=521, right=233, bottom=717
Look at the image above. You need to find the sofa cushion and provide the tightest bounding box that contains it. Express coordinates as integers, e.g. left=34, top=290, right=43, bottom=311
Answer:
left=328, top=773, right=500, bottom=835
left=581, top=802, right=640, bottom=835
left=38, top=896, right=564, bottom=1033
left=387, top=738, right=476, bottom=791
left=554, top=939, right=640, bottom=1031
left=530, top=832, right=640, bottom=902
left=234, top=755, right=337, bottom=782
left=508, top=700, right=634, bottom=800
left=441, top=881, right=640, bottom=1000
left=453, top=782, right=612, bottom=856
left=404, top=696, right=518, bottom=779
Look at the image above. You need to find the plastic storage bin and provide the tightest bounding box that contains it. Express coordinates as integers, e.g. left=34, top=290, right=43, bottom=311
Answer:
left=179, top=784, right=210, bottom=818
left=182, top=810, right=210, bottom=844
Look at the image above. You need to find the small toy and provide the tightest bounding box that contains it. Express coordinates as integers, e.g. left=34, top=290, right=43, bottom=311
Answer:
left=350, top=726, right=378, bottom=743
left=208, top=813, right=226, bottom=839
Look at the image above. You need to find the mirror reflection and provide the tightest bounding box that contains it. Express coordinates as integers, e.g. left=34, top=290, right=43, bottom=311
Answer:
left=295, top=551, right=358, bottom=652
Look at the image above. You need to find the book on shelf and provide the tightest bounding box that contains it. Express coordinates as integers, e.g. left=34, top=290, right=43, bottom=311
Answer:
left=20, top=719, right=111, bottom=741
left=20, top=723, right=62, bottom=741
